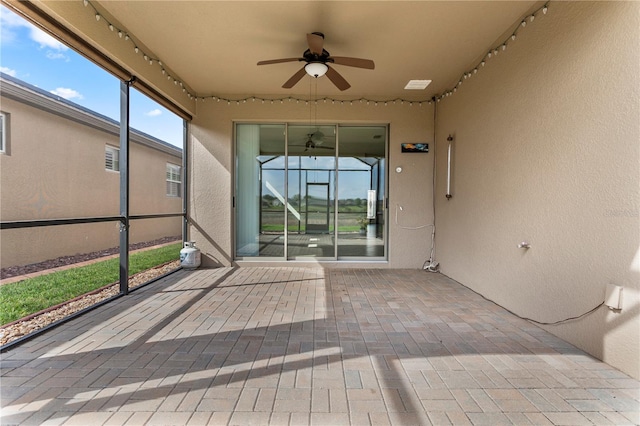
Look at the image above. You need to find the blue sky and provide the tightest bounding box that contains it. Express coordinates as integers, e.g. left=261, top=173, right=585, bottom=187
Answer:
left=0, top=6, right=183, bottom=148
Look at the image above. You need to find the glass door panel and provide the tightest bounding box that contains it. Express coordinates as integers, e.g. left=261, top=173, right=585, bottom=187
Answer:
left=235, top=123, right=286, bottom=258
left=337, top=126, right=386, bottom=258
left=287, top=125, right=336, bottom=259
left=235, top=123, right=386, bottom=261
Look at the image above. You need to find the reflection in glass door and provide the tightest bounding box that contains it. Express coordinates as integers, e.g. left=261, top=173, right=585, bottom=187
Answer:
left=306, top=183, right=330, bottom=233
left=287, top=125, right=335, bottom=259
left=235, top=123, right=386, bottom=261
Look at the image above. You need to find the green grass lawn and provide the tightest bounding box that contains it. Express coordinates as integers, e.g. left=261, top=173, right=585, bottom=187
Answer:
left=0, top=242, right=181, bottom=325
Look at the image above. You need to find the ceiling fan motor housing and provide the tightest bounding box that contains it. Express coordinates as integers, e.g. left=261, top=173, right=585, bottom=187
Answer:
left=303, top=49, right=331, bottom=63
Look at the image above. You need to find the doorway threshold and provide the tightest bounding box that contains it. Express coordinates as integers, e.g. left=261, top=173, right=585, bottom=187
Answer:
left=235, top=260, right=389, bottom=269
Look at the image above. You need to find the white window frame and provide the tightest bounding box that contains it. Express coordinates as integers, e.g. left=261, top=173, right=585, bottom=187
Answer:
left=105, top=145, right=120, bottom=172
left=0, top=112, right=7, bottom=154
left=166, top=163, right=181, bottom=197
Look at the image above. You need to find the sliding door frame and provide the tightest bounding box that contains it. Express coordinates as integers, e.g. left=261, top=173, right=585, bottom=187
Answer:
left=233, top=122, right=388, bottom=262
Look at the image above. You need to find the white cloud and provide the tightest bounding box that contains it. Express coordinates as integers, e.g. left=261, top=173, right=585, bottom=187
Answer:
left=0, top=7, right=69, bottom=59
left=0, top=7, right=29, bottom=28
left=30, top=27, right=67, bottom=51
left=46, top=51, right=69, bottom=61
left=0, top=7, right=28, bottom=45
left=0, top=66, right=17, bottom=77
left=0, top=8, right=66, bottom=50
left=50, top=87, right=83, bottom=100
left=145, top=109, right=162, bottom=117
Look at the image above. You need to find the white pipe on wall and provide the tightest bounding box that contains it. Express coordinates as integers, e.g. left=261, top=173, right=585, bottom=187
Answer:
left=446, top=135, right=453, bottom=199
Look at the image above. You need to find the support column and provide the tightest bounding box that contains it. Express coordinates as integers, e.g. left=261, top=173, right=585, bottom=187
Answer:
left=119, top=78, right=133, bottom=295
left=182, top=119, right=188, bottom=243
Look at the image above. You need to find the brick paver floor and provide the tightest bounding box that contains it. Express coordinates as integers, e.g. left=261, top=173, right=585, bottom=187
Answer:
left=1, top=267, right=638, bottom=425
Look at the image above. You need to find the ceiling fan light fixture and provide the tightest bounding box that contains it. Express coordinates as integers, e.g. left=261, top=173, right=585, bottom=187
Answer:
left=311, top=131, right=325, bottom=142
left=305, top=62, right=329, bottom=78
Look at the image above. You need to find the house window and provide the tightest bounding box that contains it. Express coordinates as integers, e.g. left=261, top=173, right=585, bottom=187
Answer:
left=166, top=163, right=181, bottom=197
left=105, top=145, right=119, bottom=171
left=0, top=112, right=7, bottom=154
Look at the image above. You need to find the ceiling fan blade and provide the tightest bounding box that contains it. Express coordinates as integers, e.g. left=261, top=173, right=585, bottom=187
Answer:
left=307, top=33, right=324, bottom=55
left=282, top=67, right=307, bottom=89
left=325, top=66, right=351, bottom=91
left=330, top=56, right=375, bottom=70
left=257, top=58, right=301, bottom=65
left=315, top=146, right=335, bottom=150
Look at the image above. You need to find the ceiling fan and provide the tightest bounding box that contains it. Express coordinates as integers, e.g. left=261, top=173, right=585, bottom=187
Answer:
left=257, top=32, right=375, bottom=91
left=292, top=134, right=335, bottom=152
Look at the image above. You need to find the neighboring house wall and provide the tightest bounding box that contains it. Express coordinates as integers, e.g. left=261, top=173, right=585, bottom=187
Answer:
left=434, top=2, right=639, bottom=379
left=0, top=76, right=183, bottom=268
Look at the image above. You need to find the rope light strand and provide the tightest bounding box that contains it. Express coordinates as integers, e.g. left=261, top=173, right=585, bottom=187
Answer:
left=83, top=0, right=549, bottom=105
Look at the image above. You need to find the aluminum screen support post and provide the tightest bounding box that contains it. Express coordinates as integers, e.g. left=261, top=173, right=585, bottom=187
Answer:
left=182, top=119, right=188, bottom=243
left=119, top=78, right=133, bottom=295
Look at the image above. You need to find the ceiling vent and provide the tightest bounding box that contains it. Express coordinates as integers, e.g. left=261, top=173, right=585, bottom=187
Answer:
left=404, top=80, right=432, bottom=90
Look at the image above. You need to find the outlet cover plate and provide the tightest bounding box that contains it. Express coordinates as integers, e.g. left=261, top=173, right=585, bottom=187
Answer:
left=605, top=284, right=623, bottom=310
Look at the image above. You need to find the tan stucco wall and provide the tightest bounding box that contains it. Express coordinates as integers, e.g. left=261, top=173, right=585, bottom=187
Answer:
left=0, top=95, right=183, bottom=267
left=434, top=2, right=639, bottom=379
left=189, top=100, right=435, bottom=268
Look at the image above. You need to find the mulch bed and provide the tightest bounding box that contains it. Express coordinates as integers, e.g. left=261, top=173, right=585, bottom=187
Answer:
left=0, top=236, right=180, bottom=279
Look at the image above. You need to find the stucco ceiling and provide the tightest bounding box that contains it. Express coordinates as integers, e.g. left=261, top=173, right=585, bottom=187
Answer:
left=88, top=1, right=539, bottom=102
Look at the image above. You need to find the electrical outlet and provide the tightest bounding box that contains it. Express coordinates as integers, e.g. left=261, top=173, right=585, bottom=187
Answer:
left=604, top=284, right=623, bottom=310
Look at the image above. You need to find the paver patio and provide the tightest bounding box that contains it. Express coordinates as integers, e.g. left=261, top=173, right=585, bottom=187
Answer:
left=1, top=267, right=638, bottom=425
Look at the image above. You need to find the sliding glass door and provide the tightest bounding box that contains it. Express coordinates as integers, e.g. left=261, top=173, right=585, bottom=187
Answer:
left=336, top=126, right=386, bottom=258
left=235, top=123, right=386, bottom=261
left=235, top=124, right=285, bottom=258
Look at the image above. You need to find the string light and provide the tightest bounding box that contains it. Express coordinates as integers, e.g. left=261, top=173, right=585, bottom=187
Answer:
left=83, top=0, right=548, bottom=106
left=433, top=2, right=549, bottom=102
left=188, top=94, right=435, bottom=106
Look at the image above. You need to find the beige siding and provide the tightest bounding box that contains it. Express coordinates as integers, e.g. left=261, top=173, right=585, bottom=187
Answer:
left=0, top=87, right=182, bottom=267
